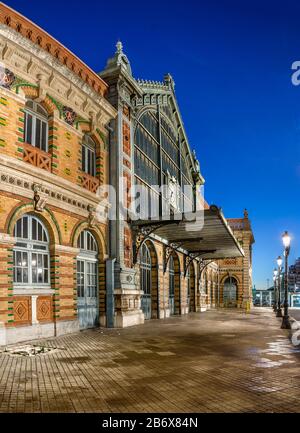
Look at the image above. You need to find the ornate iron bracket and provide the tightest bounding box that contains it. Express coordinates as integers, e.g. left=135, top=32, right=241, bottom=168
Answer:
left=163, top=242, right=185, bottom=272
left=131, top=220, right=180, bottom=265
left=132, top=224, right=160, bottom=265
left=184, top=251, right=216, bottom=277
left=198, top=259, right=215, bottom=279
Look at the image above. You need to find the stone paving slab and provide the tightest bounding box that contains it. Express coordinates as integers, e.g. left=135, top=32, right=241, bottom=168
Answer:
left=0, top=308, right=299, bottom=413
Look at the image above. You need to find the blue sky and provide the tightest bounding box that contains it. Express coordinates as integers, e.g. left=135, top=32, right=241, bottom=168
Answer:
left=4, top=0, right=300, bottom=288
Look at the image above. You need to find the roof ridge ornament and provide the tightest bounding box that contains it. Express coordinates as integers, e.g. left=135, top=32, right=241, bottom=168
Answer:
left=164, top=73, right=175, bottom=90
left=103, top=40, right=132, bottom=76
left=116, top=40, right=123, bottom=54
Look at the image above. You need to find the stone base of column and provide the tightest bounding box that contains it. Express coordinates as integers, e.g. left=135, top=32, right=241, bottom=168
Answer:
left=159, top=308, right=170, bottom=319
left=114, top=310, right=144, bottom=328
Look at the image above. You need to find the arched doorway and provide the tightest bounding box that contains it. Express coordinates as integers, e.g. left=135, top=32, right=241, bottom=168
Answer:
left=189, top=263, right=196, bottom=312
left=169, top=253, right=180, bottom=315
left=223, top=276, right=238, bottom=307
left=139, top=243, right=152, bottom=320
left=77, top=230, right=99, bottom=329
left=139, top=241, right=159, bottom=320
left=169, top=255, right=175, bottom=315
left=210, top=272, right=214, bottom=307
left=186, top=265, right=191, bottom=312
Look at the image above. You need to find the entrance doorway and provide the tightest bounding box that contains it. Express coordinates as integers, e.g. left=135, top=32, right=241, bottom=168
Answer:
left=223, top=276, right=238, bottom=307
left=140, top=243, right=152, bottom=320
left=77, top=230, right=99, bottom=329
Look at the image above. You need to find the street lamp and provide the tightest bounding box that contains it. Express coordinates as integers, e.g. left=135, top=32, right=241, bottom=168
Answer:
left=273, top=268, right=278, bottom=312
left=276, top=256, right=283, bottom=317
left=281, top=232, right=291, bottom=329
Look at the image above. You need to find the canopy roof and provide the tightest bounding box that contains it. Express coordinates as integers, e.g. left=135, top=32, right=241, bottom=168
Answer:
left=131, top=205, right=244, bottom=260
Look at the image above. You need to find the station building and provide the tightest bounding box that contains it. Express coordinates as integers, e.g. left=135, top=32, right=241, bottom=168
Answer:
left=0, top=3, right=254, bottom=344
left=100, top=42, right=254, bottom=326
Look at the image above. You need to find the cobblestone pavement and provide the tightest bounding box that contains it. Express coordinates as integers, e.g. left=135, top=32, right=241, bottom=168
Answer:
left=0, top=308, right=300, bottom=413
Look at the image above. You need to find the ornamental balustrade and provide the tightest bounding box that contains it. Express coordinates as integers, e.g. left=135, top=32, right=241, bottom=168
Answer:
left=81, top=172, right=100, bottom=193
left=23, top=143, right=51, bottom=172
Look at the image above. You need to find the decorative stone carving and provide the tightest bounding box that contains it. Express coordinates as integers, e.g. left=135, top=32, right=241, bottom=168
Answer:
left=88, top=204, right=96, bottom=228
left=63, top=106, right=77, bottom=126
left=33, top=183, right=48, bottom=212
left=37, top=296, right=53, bottom=322
left=0, top=67, right=15, bottom=88
left=13, top=296, right=31, bottom=325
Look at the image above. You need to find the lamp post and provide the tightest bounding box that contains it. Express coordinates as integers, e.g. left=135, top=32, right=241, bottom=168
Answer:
left=281, top=232, right=291, bottom=329
left=273, top=269, right=278, bottom=312
left=276, top=256, right=283, bottom=317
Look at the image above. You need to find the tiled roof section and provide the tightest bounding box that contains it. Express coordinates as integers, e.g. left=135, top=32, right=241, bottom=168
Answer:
left=0, top=3, right=108, bottom=97
left=227, top=218, right=245, bottom=230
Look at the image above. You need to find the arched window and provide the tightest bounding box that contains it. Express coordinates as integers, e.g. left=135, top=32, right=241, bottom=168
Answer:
left=77, top=230, right=98, bottom=253
left=186, top=265, right=191, bottom=303
left=223, top=276, right=238, bottom=306
left=82, top=135, right=96, bottom=177
left=13, top=215, right=50, bottom=286
left=139, top=244, right=151, bottom=295
left=169, top=255, right=175, bottom=315
left=169, top=255, right=175, bottom=297
left=134, top=108, right=195, bottom=217
left=77, top=230, right=99, bottom=329
left=24, top=100, right=49, bottom=152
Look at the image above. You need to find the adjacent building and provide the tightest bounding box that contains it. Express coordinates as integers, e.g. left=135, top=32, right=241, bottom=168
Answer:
left=218, top=211, right=254, bottom=308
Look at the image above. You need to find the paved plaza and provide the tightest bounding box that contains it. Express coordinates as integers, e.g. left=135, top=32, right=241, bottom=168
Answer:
left=0, top=308, right=300, bottom=413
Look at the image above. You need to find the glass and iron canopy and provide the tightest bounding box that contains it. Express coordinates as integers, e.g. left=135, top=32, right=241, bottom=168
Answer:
left=131, top=205, right=244, bottom=262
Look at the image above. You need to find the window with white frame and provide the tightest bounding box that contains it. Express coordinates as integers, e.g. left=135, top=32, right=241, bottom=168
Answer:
left=77, top=230, right=98, bottom=299
left=24, top=100, right=49, bottom=152
left=13, top=215, right=50, bottom=287
left=82, top=135, right=96, bottom=177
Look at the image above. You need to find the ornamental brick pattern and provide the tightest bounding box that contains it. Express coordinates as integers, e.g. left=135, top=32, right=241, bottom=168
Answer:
left=51, top=249, right=77, bottom=323
left=0, top=240, right=14, bottom=326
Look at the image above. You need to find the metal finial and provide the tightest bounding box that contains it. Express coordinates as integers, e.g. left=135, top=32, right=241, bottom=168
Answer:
left=116, top=40, right=123, bottom=53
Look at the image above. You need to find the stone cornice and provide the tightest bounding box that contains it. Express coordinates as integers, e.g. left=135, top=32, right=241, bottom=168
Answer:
left=0, top=25, right=117, bottom=125
left=0, top=3, right=108, bottom=96
left=0, top=154, right=109, bottom=220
